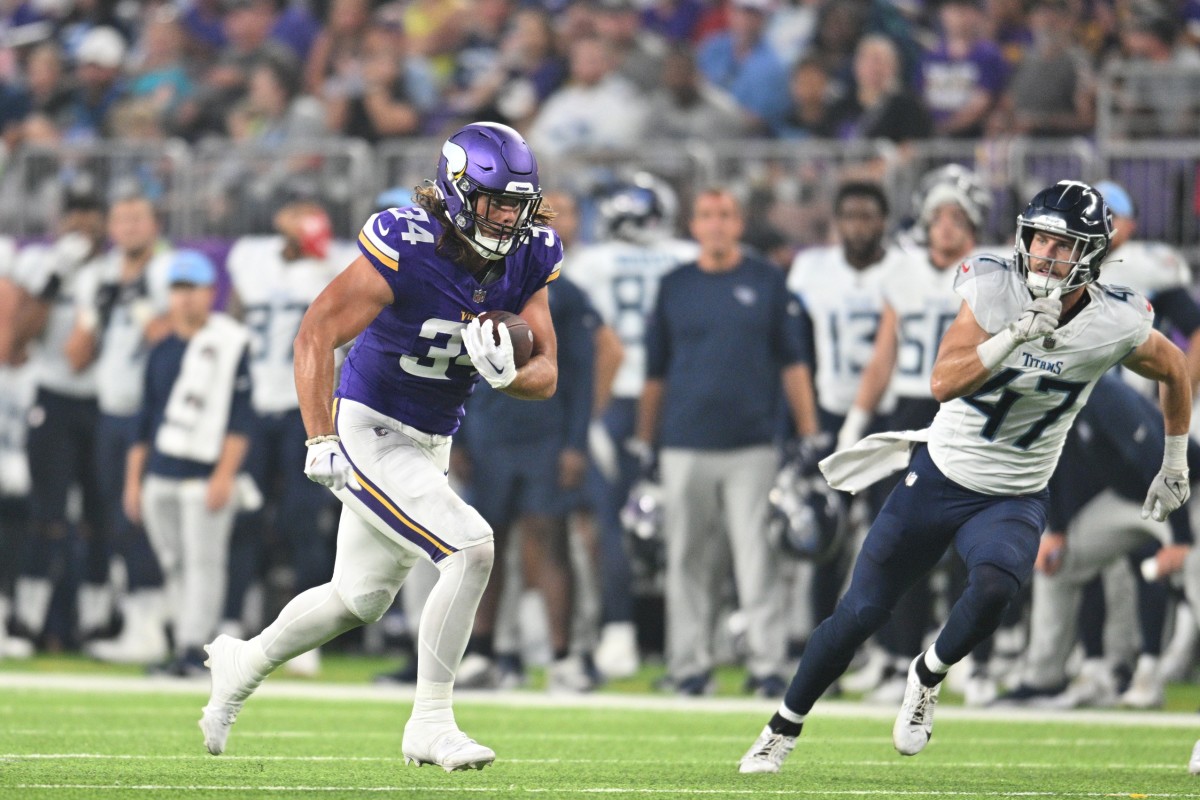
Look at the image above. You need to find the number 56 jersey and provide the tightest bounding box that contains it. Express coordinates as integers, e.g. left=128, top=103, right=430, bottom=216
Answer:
left=927, top=256, right=1154, bottom=495
left=341, top=205, right=562, bottom=436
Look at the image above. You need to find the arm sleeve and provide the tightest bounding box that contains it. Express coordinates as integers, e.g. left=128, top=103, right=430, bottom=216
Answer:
left=136, top=346, right=160, bottom=445
left=770, top=274, right=808, bottom=367
left=643, top=276, right=670, bottom=380
left=1046, top=429, right=1100, bottom=532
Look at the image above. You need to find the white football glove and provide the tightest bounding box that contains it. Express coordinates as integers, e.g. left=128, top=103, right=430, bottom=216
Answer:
left=462, top=317, right=517, bottom=389
left=304, top=439, right=362, bottom=492
left=1009, top=287, right=1062, bottom=344
left=1142, top=467, right=1189, bottom=522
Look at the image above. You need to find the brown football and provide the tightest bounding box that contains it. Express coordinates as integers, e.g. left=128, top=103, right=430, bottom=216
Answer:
left=477, top=310, right=534, bottom=368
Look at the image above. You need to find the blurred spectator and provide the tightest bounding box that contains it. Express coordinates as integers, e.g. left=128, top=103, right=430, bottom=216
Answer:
left=61, top=25, right=127, bottom=142
left=322, top=24, right=435, bottom=141
left=189, top=0, right=298, bottom=138
left=396, top=0, right=467, bottom=87
left=124, top=251, right=252, bottom=676
left=766, top=0, right=823, bottom=67
left=695, top=0, right=790, bottom=133
left=806, top=0, right=868, bottom=100
left=990, top=0, right=1094, bottom=137
left=302, top=0, right=372, bottom=96
left=527, top=36, right=648, bottom=156
left=920, top=0, right=1009, bottom=138
left=126, top=8, right=195, bottom=135
left=985, top=0, right=1032, bottom=66
left=594, top=0, right=668, bottom=94
left=448, top=7, right=565, bottom=129
left=775, top=56, right=843, bottom=139
left=1115, top=11, right=1200, bottom=138
left=270, top=0, right=321, bottom=64
left=830, top=33, right=931, bottom=142
left=225, top=57, right=324, bottom=144
left=645, top=43, right=746, bottom=141
left=22, top=42, right=71, bottom=122
left=0, top=73, right=30, bottom=153
left=446, top=0, right=515, bottom=107
left=641, top=0, right=703, bottom=43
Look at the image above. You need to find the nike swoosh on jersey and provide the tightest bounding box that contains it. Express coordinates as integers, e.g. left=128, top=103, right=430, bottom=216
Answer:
left=379, top=222, right=391, bottom=236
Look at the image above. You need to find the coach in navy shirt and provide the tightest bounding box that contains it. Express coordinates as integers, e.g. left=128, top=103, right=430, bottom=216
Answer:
left=635, top=188, right=814, bottom=696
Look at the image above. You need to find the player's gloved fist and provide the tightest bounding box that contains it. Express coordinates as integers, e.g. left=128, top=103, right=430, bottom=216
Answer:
left=304, top=439, right=362, bottom=492
left=1009, top=287, right=1062, bottom=344
left=462, top=318, right=517, bottom=389
left=1142, top=467, right=1190, bottom=522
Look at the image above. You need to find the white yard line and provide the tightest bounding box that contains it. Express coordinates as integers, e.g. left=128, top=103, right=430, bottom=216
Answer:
left=0, top=672, right=1197, bottom=728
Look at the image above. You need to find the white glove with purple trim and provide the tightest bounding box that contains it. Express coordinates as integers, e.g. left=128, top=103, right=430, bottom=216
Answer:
left=462, top=317, right=517, bottom=389
left=304, top=438, right=361, bottom=491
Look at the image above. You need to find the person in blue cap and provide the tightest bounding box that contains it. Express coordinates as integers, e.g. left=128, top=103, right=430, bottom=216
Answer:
left=123, top=249, right=254, bottom=676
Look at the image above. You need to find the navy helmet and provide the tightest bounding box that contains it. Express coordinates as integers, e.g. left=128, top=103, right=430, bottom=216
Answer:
left=1015, top=180, right=1113, bottom=297
left=597, top=172, right=678, bottom=244
left=435, top=121, right=542, bottom=260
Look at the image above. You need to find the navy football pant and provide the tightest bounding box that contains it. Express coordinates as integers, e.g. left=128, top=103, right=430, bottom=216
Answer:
left=784, top=446, right=1045, bottom=716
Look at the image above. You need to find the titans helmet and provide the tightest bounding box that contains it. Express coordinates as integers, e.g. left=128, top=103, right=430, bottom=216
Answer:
left=768, top=460, right=845, bottom=563
left=597, top=172, right=679, bottom=244
left=435, top=121, right=542, bottom=261
left=914, top=163, right=991, bottom=234
left=1015, top=180, right=1113, bottom=297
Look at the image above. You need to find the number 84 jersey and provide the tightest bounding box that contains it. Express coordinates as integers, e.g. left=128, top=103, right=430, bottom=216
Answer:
left=927, top=256, right=1153, bottom=495
left=342, top=205, right=561, bottom=436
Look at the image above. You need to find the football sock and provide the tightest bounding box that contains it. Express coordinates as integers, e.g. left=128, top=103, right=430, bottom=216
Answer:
left=769, top=708, right=804, bottom=737
left=255, top=583, right=359, bottom=667
left=916, top=648, right=948, bottom=687
left=419, top=542, right=495, bottom=685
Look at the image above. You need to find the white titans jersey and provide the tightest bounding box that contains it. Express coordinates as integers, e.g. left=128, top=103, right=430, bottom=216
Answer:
left=570, top=238, right=698, bottom=399
left=882, top=246, right=998, bottom=399
left=1100, top=241, right=1191, bottom=298
left=17, top=242, right=102, bottom=398
left=928, top=256, right=1153, bottom=495
left=227, top=236, right=352, bottom=413
left=788, top=245, right=906, bottom=415
left=92, top=249, right=173, bottom=416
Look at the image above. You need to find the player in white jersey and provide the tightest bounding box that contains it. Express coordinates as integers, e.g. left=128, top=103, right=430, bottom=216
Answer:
left=739, top=181, right=1192, bottom=775
left=786, top=181, right=908, bottom=632
left=0, top=235, right=36, bottom=659
left=65, top=195, right=176, bottom=665
left=568, top=175, right=696, bottom=678
left=221, top=200, right=353, bottom=674
left=4, top=187, right=109, bottom=651
left=831, top=169, right=990, bottom=703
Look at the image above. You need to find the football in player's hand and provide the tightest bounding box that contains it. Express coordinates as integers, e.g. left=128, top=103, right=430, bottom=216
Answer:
left=478, top=310, right=534, bottom=368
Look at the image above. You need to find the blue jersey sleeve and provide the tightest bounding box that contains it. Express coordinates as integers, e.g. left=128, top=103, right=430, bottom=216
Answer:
left=552, top=279, right=598, bottom=453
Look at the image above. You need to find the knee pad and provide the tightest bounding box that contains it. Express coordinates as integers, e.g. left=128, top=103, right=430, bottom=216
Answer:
left=851, top=601, right=891, bottom=634
left=334, top=573, right=400, bottom=624
left=969, top=564, right=1020, bottom=613
left=441, top=541, right=494, bottom=585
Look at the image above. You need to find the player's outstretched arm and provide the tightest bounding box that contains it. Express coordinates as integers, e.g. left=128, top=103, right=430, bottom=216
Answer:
left=1124, top=330, right=1192, bottom=521
left=294, top=255, right=393, bottom=438
left=929, top=301, right=995, bottom=402
left=505, top=285, right=558, bottom=400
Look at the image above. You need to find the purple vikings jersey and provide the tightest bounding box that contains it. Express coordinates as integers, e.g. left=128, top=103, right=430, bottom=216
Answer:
left=339, top=205, right=562, bottom=435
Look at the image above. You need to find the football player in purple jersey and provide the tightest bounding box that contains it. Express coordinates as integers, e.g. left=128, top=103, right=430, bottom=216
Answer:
left=199, top=122, right=563, bottom=772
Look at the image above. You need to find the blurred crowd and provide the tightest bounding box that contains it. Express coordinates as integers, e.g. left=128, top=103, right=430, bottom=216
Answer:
left=1, top=0, right=1200, bottom=155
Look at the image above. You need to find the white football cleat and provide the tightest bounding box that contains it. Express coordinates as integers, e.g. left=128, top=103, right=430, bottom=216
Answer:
left=198, top=635, right=265, bottom=755
left=1118, top=655, right=1164, bottom=710
left=893, top=656, right=940, bottom=756
left=1189, top=739, right=1200, bottom=775
left=594, top=622, right=640, bottom=680
left=738, top=725, right=796, bottom=774
left=402, top=723, right=495, bottom=772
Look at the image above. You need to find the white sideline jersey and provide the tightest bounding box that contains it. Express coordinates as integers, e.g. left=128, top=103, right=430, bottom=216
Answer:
left=569, top=237, right=698, bottom=399
left=882, top=246, right=998, bottom=399
left=1100, top=241, right=1191, bottom=298
left=88, top=248, right=173, bottom=416
left=927, top=255, right=1154, bottom=495
left=15, top=242, right=102, bottom=399
left=226, top=236, right=354, bottom=413
left=788, top=245, right=906, bottom=415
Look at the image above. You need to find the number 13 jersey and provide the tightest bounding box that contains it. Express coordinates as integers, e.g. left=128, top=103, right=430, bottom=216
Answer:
left=927, top=255, right=1153, bottom=495
left=341, top=205, right=562, bottom=436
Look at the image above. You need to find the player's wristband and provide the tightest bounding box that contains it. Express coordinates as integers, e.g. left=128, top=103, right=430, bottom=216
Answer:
left=976, top=328, right=1018, bottom=371
left=305, top=434, right=341, bottom=447
left=1164, top=434, right=1189, bottom=472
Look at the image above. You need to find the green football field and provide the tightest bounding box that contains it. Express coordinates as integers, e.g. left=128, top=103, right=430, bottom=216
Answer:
left=2, top=666, right=1200, bottom=800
